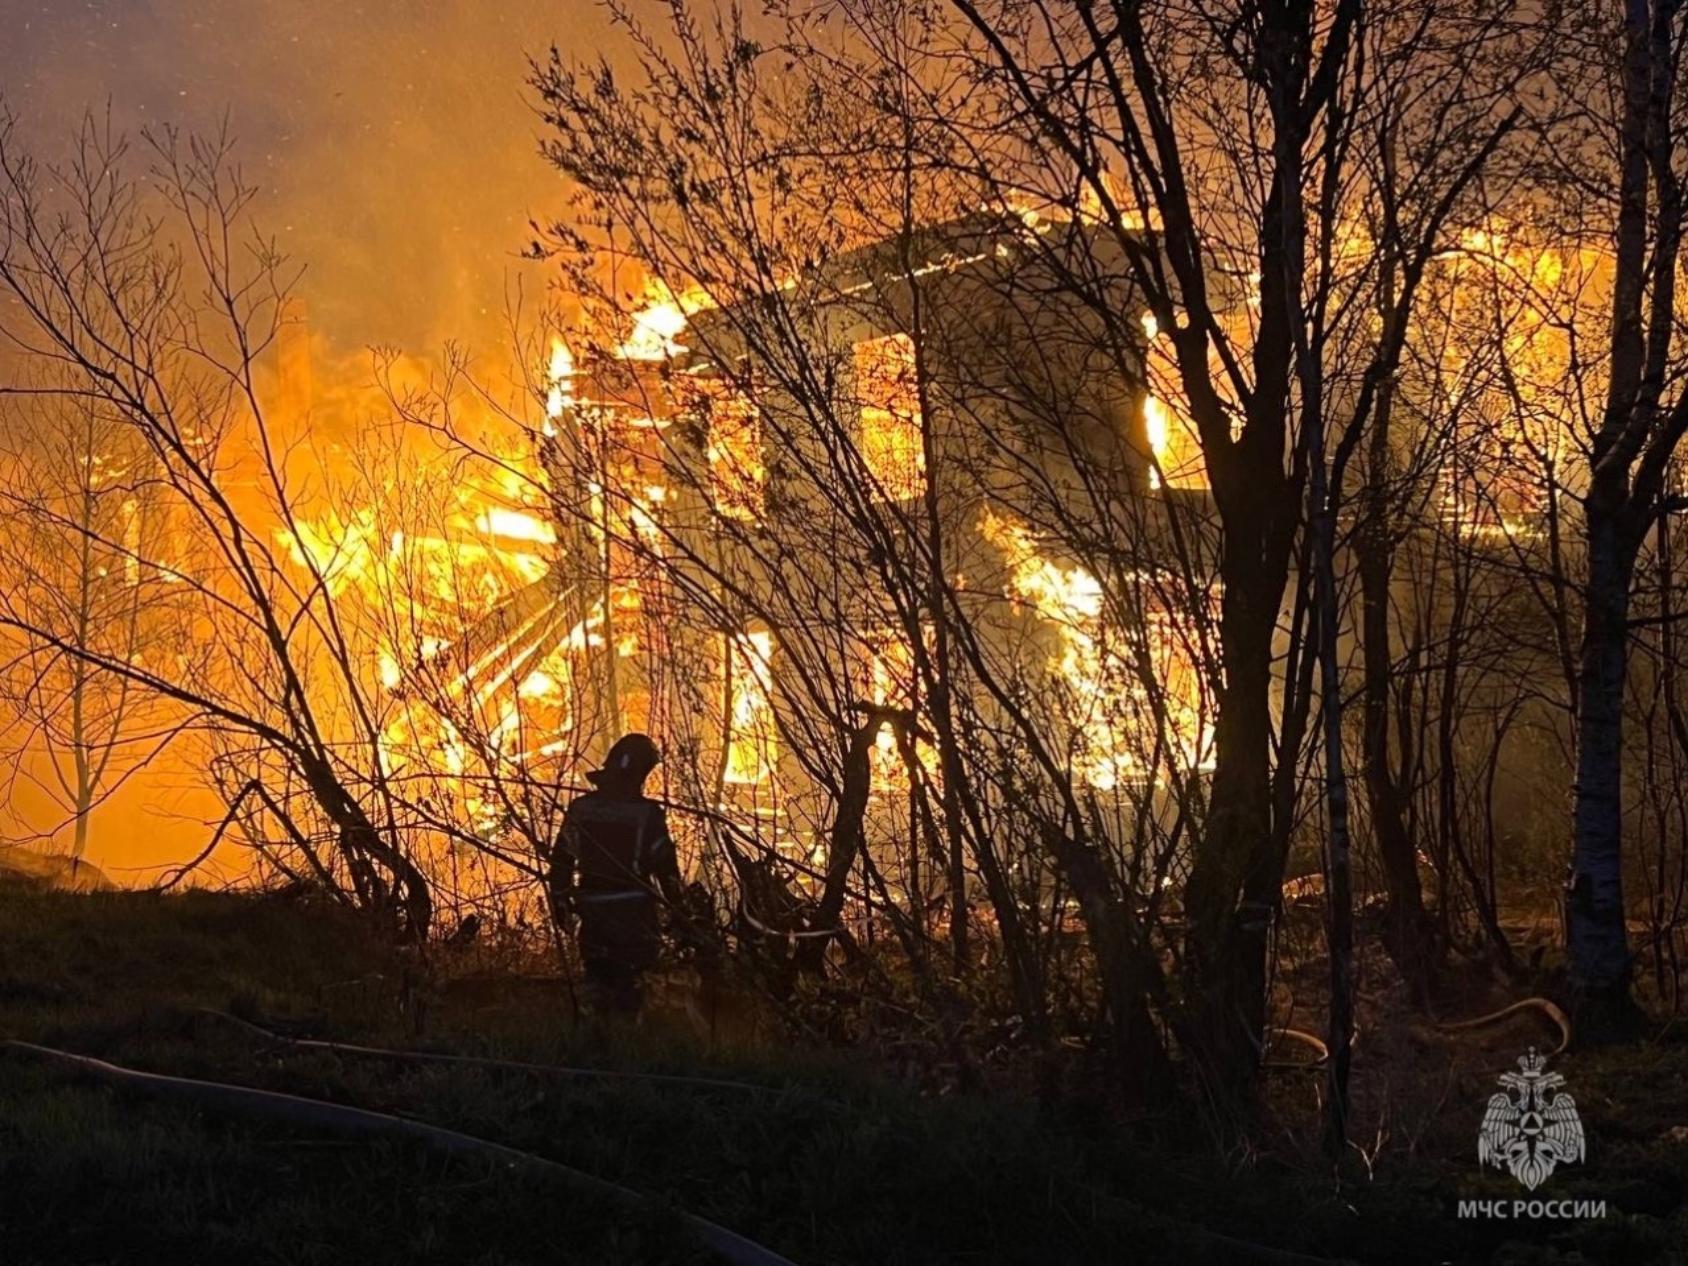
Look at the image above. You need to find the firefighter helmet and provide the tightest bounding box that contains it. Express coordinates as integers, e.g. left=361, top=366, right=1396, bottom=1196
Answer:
left=586, top=732, right=662, bottom=787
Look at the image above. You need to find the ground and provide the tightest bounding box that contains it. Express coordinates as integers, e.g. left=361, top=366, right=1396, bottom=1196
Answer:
left=1, top=882, right=1687, bottom=1264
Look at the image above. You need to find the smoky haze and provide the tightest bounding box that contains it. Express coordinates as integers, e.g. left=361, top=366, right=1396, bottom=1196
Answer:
left=0, top=0, right=616, bottom=354
left=0, top=0, right=625, bottom=879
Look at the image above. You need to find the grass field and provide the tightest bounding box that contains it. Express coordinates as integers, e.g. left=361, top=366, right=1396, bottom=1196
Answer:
left=2, top=881, right=1687, bottom=1264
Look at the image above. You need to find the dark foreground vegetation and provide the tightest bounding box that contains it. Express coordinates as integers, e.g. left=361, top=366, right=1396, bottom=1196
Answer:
left=1, top=882, right=1686, bottom=1264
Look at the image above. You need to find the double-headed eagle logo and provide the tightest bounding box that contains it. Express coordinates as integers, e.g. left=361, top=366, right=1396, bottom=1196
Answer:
left=1478, top=1049, right=1585, bottom=1190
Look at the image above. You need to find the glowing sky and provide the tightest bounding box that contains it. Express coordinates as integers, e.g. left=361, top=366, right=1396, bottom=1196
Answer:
left=0, top=0, right=616, bottom=353
left=0, top=0, right=628, bottom=878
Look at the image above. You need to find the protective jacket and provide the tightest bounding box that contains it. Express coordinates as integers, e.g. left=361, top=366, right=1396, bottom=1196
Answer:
left=551, top=790, right=680, bottom=969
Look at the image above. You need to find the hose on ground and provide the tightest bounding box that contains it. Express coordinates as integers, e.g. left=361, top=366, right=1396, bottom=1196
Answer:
left=4, top=1038, right=799, bottom=1266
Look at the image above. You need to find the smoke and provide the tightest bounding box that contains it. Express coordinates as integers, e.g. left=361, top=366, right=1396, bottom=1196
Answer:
left=0, top=0, right=633, bottom=877
left=0, top=0, right=619, bottom=355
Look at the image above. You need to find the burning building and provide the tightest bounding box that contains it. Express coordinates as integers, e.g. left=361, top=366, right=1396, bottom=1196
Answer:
left=256, top=197, right=1593, bottom=941
left=449, top=209, right=1232, bottom=921
left=246, top=178, right=1596, bottom=946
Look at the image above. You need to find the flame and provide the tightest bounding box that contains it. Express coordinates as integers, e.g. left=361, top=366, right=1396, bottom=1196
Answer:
left=869, top=631, right=912, bottom=788
left=1137, top=307, right=1210, bottom=491
left=1077, top=170, right=1157, bottom=230
left=724, top=630, right=777, bottom=785
left=277, top=508, right=383, bottom=597
left=1145, top=395, right=1170, bottom=490
left=617, top=280, right=712, bottom=361
left=981, top=508, right=1211, bottom=788
left=854, top=333, right=927, bottom=501
left=474, top=507, right=556, bottom=544
left=1433, top=219, right=1588, bottom=538
left=548, top=337, right=574, bottom=384
left=544, top=336, right=575, bottom=433
left=689, top=380, right=765, bottom=522
left=276, top=421, right=576, bottom=852
left=517, top=668, right=559, bottom=700
left=862, top=627, right=938, bottom=792
left=621, top=302, right=687, bottom=360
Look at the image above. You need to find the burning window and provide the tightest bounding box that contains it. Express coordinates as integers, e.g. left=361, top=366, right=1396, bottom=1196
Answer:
left=693, top=385, right=765, bottom=522
left=857, top=626, right=937, bottom=793
left=1139, top=312, right=1209, bottom=491
left=854, top=333, right=927, bottom=502
left=1433, top=363, right=1556, bottom=543
left=542, top=337, right=575, bottom=435
left=1141, top=608, right=1215, bottom=775
left=1143, top=393, right=1207, bottom=491
left=981, top=508, right=1214, bottom=788
left=1429, top=226, right=1580, bottom=541
left=724, top=630, right=777, bottom=785
left=1439, top=431, right=1549, bottom=540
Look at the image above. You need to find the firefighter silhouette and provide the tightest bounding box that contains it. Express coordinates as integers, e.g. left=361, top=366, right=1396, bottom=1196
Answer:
left=550, top=733, right=684, bottom=1016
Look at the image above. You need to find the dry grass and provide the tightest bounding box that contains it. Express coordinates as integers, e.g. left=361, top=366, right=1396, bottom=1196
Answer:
left=3, top=881, right=1688, bottom=1263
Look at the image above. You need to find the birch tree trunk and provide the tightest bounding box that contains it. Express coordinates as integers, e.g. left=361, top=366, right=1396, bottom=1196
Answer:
left=1565, top=0, right=1686, bottom=1034
left=1568, top=503, right=1639, bottom=1021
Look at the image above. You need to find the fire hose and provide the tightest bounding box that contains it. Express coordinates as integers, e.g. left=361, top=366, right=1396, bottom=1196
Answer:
left=1264, top=995, right=1571, bottom=1073
left=1263, top=1027, right=1332, bottom=1069
left=4, top=1039, right=798, bottom=1266
left=1433, top=996, right=1570, bottom=1055
left=195, top=1007, right=780, bottom=1096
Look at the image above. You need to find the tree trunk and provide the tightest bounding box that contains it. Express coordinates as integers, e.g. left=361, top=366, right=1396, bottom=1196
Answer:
left=796, top=717, right=877, bottom=974
left=1357, top=476, right=1434, bottom=1000
left=299, top=752, right=432, bottom=942
left=1359, top=548, right=1433, bottom=993
left=1312, top=450, right=1354, bottom=1158
left=1184, top=533, right=1281, bottom=1116
left=1568, top=505, right=1639, bottom=1031
left=1049, top=825, right=1173, bottom=1101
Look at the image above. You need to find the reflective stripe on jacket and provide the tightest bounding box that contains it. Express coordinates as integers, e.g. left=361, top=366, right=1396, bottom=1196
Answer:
left=552, top=791, right=676, bottom=902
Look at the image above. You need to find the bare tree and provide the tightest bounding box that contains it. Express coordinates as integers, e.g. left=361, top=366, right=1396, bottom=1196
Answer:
left=937, top=0, right=1534, bottom=1120
left=0, top=390, right=189, bottom=860
left=0, top=113, right=432, bottom=935
left=512, top=0, right=1542, bottom=1138
left=1558, top=0, right=1688, bottom=1033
